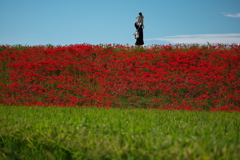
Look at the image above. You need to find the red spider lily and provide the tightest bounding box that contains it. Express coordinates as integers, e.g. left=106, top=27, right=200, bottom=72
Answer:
left=0, top=44, right=239, bottom=111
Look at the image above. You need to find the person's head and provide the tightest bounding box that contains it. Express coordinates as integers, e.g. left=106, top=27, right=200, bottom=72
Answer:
left=139, top=12, right=142, bottom=16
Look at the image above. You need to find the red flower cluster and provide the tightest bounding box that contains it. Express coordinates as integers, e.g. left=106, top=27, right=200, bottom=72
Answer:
left=0, top=44, right=239, bottom=111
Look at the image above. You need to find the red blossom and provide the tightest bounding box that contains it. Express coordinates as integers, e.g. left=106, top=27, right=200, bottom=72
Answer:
left=0, top=44, right=239, bottom=111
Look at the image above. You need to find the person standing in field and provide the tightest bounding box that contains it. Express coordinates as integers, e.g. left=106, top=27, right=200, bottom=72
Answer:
left=135, top=12, right=144, bottom=47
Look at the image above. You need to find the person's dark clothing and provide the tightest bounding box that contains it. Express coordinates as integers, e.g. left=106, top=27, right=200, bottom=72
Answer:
left=135, top=23, right=144, bottom=45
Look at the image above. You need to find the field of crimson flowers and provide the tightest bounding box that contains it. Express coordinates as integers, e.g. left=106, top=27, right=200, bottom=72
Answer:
left=0, top=44, right=239, bottom=111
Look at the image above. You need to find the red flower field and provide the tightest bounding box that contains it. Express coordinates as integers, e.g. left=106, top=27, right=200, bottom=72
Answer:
left=0, top=44, right=239, bottom=111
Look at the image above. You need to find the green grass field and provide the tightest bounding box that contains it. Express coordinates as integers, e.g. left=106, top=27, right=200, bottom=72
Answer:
left=0, top=105, right=239, bottom=160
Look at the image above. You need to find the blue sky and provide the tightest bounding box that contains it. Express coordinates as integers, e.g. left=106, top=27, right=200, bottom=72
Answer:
left=1, top=0, right=240, bottom=46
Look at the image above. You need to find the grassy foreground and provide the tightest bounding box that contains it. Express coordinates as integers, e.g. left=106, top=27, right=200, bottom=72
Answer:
left=0, top=105, right=239, bottom=160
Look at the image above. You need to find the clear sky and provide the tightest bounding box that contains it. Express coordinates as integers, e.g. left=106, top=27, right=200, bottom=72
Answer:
left=1, top=0, right=240, bottom=46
